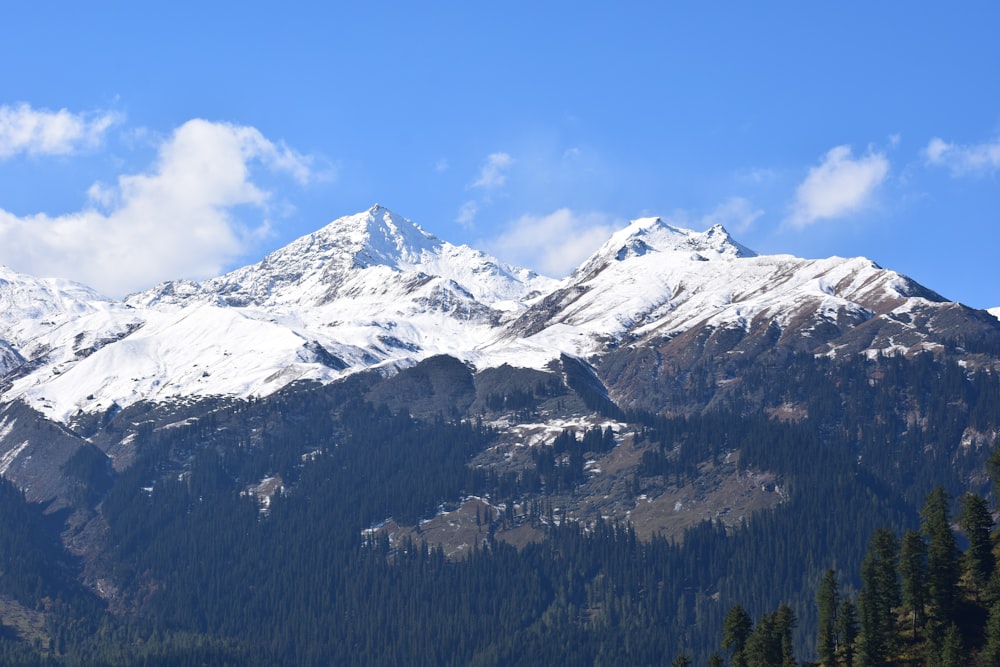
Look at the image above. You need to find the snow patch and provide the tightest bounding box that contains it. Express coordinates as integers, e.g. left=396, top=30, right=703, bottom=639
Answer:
left=0, top=440, right=30, bottom=476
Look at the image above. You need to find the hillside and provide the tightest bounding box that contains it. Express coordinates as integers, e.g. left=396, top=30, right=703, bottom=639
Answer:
left=0, top=207, right=999, bottom=664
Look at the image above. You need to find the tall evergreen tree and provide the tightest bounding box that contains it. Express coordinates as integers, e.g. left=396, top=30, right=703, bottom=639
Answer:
left=959, top=492, right=995, bottom=596
left=816, top=569, right=839, bottom=667
left=745, top=612, right=781, bottom=667
left=939, top=622, right=965, bottom=667
left=775, top=603, right=797, bottom=667
left=722, top=604, right=753, bottom=667
left=858, top=529, right=900, bottom=667
left=982, top=601, right=1000, bottom=667
left=988, top=446, right=1000, bottom=501
left=838, top=597, right=858, bottom=667
left=898, top=529, right=928, bottom=638
left=921, top=487, right=961, bottom=620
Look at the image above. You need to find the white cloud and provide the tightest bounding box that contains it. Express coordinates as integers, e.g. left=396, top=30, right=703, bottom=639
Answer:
left=0, top=118, right=313, bottom=297
left=737, top=167, right=779, bottom=185
left=924, top=136, right=1000, bottom=175
left=0, top=103, right=121, bottom=158
left=485, top=209, right=618, bottom=277
left=455, top=200, right=478, bottom=227
left=788, top=145, right=889, bottom=228
left=471, top=152, right=513, bottom=189
left=701, top=197, right=763, bottom=234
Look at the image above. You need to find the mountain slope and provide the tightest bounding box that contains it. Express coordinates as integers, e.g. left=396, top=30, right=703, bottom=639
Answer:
left=129, top=204, right=554, bottom=310
left=2, top=207, right=558, bottom=424
left=2, top=206, right=999, bottom=477
left=484, top=216, right=1000, bottom=410
left=2, top=207, right=1000, bottom=665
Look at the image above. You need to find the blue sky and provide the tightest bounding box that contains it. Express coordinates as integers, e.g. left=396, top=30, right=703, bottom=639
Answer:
left=0, top=4, right=998, bottom=307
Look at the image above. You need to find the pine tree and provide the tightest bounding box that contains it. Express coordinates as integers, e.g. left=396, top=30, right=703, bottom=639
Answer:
left=816, top=569, right=839, bottom=666
left=982, top=601, right=1000, bottom=667
left=898, top=529, right=928, bottom=638
left=722, top=604, right=753, bottom=667
left=775, top=603, right=797, bottom=667
left=939, top=622, right=965, bottom=667
left=670, top=654, right=692, bottom=667
left=858, top=529, right=900, bottom=667
left=959, top=492, right=994, bottom=596
left=838, top=597, right=858, bottom=667
left=921, top=487, right=961, bottom=620
left=745, top=611, right=780, bottom=667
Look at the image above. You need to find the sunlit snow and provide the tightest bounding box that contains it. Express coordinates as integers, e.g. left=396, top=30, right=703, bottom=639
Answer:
left=0, top=206, right=958, bottom=423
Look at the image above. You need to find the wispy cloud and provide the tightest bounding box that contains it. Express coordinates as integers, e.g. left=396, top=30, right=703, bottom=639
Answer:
left=471, top=152, right=513, bottom=189
left=737, top=167, right=779, bottom=185
left=788, top=145, right=889, bottom=228
left=0, top=118, right=313, bottom=297
left=701, top=197, right=763, bottom=234
left=924, top=136, right=1000, bottom=175
left=484, top=209, right=618, bottom=277
left=0, top=103, right=121, bottom=158
left=455, top=200, right=478, bottom=227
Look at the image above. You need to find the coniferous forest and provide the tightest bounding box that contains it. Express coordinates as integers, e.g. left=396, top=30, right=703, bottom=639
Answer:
left=0, top=350, right=999, bottom=665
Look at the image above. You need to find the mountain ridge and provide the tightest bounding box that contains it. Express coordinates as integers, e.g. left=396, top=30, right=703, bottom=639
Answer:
left=1, top=204, right=997, bottom=428
left=1, top=206, right=998, bottom=666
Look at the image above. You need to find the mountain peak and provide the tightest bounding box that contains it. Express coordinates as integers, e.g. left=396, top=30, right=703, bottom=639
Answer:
left=572, top=217, right=756, bottom=282
left=310, top=205, right=439, bottom=270
left=128, top=207, right=553, bottom=310
left=609, top=217, right=754, bottom=260
left=0, top=264, right=111, bottom=324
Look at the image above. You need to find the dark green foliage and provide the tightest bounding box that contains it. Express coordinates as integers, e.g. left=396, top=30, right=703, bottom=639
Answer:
left=364, top=354, right=477, bottom=418
left=560, top=353, right=624, bottom=419
left=0, top=348, right=999, bottom=664
left=670, top=653, right=692, bottom=667
left=837, top=598, right=858, bottom=667
left=858, top=528, right=900, bottom=666
left=723, top=604, right=753, bottom=667
left=959, top=492, right=995, bottom=594
left=0, top=477, right=95, bottom=611
left=776, top=603, right=797, bottom=667
left=816, top=569, right=839, bottom=666
left=983, top=601, right=1000, bottom=666
left=899, top=528, right=929, bottom=638
left=940, top=622, right=966, bottom=667
left=922, top=487, right=962, bottom=620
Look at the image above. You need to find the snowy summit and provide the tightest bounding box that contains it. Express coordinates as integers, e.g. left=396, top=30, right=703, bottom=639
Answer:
left=0, top=205, right=991, bottom=423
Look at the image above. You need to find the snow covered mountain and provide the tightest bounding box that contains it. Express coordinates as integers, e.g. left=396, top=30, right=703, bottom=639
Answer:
left=129, top=205, right=553, bottom=310
left=0, top=266, right=142, bottom=390
left=497, top=215, right=1000, bottom=410
left=1, top=204, right=999, bottom=445
left=0, top=206, right=559, bottom=423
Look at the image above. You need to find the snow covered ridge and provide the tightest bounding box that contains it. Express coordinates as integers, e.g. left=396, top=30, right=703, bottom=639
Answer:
left=990, top=307, right=1000, bottom=322
left=127, top=205, right=556, bottom=309
left=0, top=204, right=991, bottom=423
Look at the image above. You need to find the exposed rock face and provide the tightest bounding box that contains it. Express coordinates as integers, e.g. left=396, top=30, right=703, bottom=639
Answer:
left=2, top=206, right=1000, bottom=501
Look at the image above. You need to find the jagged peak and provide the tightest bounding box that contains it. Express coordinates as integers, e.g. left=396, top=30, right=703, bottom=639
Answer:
left=571, top=217, right=756, bottom=281
left=292, top=206, right=439, bottom=270
left=129, top=207, right=553, bottom=309
left=0, top=264, right=112, bottom=320
left=611, top=218, right=753, bottom=258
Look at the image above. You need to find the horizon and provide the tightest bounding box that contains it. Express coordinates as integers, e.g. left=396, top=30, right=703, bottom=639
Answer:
left=1, top=4, right=998, bottom=308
